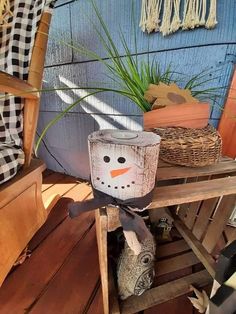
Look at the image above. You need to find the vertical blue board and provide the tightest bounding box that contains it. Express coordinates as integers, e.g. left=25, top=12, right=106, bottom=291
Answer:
left=38, top=0, right=236, bottom=179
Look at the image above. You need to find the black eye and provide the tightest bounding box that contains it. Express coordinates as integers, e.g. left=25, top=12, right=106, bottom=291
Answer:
left=118, top=157, right=126, bottom=163
left=103, top=156, right=110, bottom=163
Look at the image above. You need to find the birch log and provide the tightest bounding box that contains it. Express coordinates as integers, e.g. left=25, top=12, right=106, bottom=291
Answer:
left=88, top=130, right=161, bottom=201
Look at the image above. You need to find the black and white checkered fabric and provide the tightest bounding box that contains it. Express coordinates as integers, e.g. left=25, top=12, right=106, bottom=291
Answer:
left=0, top=0, right=56, bottom=184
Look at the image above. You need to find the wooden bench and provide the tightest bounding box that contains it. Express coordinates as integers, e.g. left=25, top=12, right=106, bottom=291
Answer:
left=95, top=157, right=236, bottom=313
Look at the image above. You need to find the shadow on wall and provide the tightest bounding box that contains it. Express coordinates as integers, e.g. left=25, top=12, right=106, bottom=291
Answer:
left=37, top=76, right=143, bottom=179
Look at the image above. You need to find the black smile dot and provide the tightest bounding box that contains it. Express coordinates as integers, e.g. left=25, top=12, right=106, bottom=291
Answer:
left=101, top=182, right=104, bottom=185
left=97, top=177, right=100, bottom=180
left=132, top=181, right=135, bottom=184
left=115, top=186, right=118, bottom=189
left=121, top=186, right=125, bottom=189
left=127, top=185, right=130, bottom=188
left=108, top=185, right=111, bottom=188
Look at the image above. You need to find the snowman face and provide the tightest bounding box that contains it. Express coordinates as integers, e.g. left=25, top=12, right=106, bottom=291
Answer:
left=89, top=144, right=147, bottom=200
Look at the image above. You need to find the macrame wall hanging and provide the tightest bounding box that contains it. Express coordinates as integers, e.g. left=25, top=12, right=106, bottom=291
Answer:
left=140, top=0, right=217, bottom=36
left=0, top=0, right=13, bottom=27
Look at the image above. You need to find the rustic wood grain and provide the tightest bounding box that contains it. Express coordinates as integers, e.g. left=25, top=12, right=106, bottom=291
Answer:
left=156, top=252, right=199, bottom=277
left=121, top=270, right=212, bottom=314
left=156, top=159, right=236, bottom=181
left=96, top=208, right=109, bottom=314
left=157, top=239, right=190, bottom=259
left=42, top=172, right=67, bottom=191
left=0, top=212, right=94, bottom=313
left=174, top=219, right=216, bottom=278
left=29, top=225, right=99, bottom=314
left=202, top=194, right=236, bottom=253
left=192, top=198, right=219, bottom=240
left=87, top=283, right=104, bottom=314
left=149, top=176, right=236, bottom=209
left=144, top=294, right=193, bottom=314
left=29, top=182, right=92, bottom=251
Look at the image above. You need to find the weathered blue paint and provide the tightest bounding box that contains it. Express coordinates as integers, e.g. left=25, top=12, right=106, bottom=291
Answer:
left=38, top=0, right=236, bottom=179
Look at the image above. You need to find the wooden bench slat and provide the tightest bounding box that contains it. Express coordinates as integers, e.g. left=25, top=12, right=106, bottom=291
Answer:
left=0, top=212, right=95, bottom=313
left=121, top=270, right=212, bottom=314
left=202, top=194, right=236, bottom=253
left=184, top=201, right=201, bottom=229
left=192, top=198, right=219, bottom=240
left=29, top=226, right=99, bottom=314
left=157, top=239, right=189, bottom=259
left=156, top=252, right=199, bottom=277
left=156, top=159, right=236, bottom=181
left=149, top=176, right=236, bottom=209
left=174, top=218, right=216, bottom=278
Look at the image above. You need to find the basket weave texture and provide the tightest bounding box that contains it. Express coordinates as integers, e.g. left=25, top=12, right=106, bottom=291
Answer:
left=153, top=125, right=222, bottom=167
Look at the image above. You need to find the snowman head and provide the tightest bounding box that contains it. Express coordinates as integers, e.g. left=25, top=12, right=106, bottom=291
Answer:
left=88, top=130, right=161, bottom=200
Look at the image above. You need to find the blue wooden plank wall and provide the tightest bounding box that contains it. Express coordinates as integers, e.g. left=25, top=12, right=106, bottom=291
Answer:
left=38, top=0, right=236, bottom=179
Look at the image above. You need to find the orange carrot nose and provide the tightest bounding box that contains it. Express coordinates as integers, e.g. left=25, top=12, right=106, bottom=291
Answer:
left=110, top=167, right=131, bottom=178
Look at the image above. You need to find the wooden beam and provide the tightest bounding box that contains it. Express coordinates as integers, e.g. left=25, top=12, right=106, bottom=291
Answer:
left=156, top=159, right=236, bottom=181
left=218, top=67, right=236, bottom=158
left=174, top=219, right=216, bottom=277
left=95, top=208, right=109, bottom=314
left=121, top=270, right=212, bottom=314
left=149, top=176, right=236, bottom=209
left=0, top=71, right=39, bottom=99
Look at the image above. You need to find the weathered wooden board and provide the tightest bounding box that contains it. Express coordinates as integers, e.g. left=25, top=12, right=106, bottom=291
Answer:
left=41, top=45, right=234, bottom=118
left=0, top=212, right=95, bottom=313
left=45, top=4, right=72, bottom=66
left=29, top=226, right=99, bottom=314
left=69, top=0, right=236, bottom=63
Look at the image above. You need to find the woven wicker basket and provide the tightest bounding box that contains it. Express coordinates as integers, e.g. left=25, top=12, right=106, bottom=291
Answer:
left=153, top=125, right=222, bottom=167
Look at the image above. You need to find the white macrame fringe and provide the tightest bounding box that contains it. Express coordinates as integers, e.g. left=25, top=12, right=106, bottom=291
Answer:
left=170, top=0, right=181, bottom=33
left=139, top=0, right=162, bottom=33
left=140, top=0, right=218, bottom=35
left=199, top=0, right=207, bottom=25
left=160, top=0, right=173, bottom=36
left=0, top=0, right=12, bottom=27
left=206, top=0, right=217, bottom=29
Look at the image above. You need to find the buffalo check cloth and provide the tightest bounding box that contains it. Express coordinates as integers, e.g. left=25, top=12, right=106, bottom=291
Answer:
left=0, top=0, right=55, bottom=184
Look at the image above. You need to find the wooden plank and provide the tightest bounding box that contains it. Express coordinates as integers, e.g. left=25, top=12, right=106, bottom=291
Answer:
left=225, top=226, right=236, bottom=244
left=87, top=284, right=104, bottom=314
left=156, top=160, right=236, bottom=181
left=218, top=67, right=236, bottom=158
left=121, top=270, right=212, bottom=314
left=144, top=294, right=193, bottom=314
left=202, top=194, right=236, bottom=253
left=45, top=4, right=72, bottom=66
left=70, top=1, right=236, bottom=63
left=156, top=252, right=199, bottom=277
left=96, top=208, right=109, bottom=314
left=0, top=71, right=39, bottom=99
left=184, top=201, right=201, bottom=230
left=155, top=267, right=193, bottom=287
left=174, top=219, right=216, bottom=278
left=29, top=225, right=99, bottom=314
left=0, top=212, right=94, bottom=313
left=42, top=172, right=67, bottom=192
left=42, top=175, right=79, bottom=204
left=157, top=239, right=189, bottom=259
left=109, top=265, right=121, bottom=314
left=29, top=183, right=92, bottom=251
left=149, top=176, right=236, bottom=209
left=192, top=198, right=219, bottom=240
